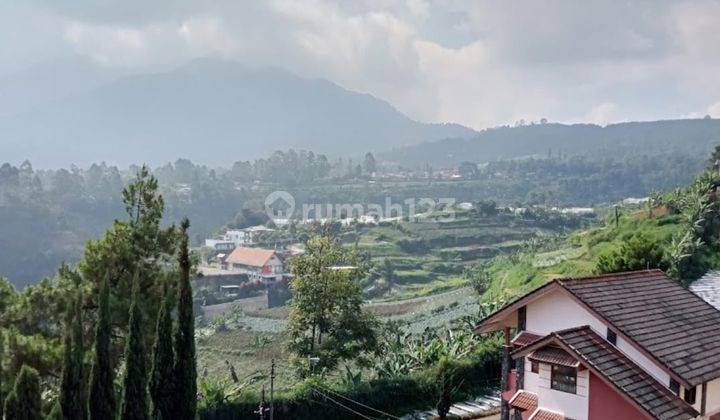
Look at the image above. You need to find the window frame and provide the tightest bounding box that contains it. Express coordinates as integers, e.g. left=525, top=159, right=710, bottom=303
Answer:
left=550, top=364, right=577, bottom=394
left=684, top=386, right=697, bottom=405
left=670, top=379, right=680, bottom=395
left=606, top=328, right=617, bottom=345
left=530, top=361, right=539, bottom=374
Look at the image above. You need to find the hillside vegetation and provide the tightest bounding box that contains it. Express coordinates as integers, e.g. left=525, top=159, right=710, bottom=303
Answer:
left=482, top=148, right=720, bottom=302
left=383, top=118, right=720, bottom=167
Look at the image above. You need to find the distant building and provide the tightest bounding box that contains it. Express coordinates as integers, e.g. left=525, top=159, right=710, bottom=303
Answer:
left=205, top=225, right=275, bottom=249
left=242, top=225, right=275, bottom=242
left=224, top=230, right=248, bottom=246
left=224, top=246, right=284, bottom=281
left=204, top=240, right=235, bottom=252
left=622, top=197, right=650, bottom=205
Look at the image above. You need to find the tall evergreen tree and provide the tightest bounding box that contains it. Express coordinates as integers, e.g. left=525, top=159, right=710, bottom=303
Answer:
left=120, top=274, right=150, bottom=420
left=0, top=329, right=5, bottom=420
left=4, top=365, right=42, bottom=420
left=88, top=275, right=116, bottom=420
left=149, top=285, right=175, bottom=420
left=363, top=152, right=377, bottom=174
left=46, top=402, right=63, bottom=420
left=174, top=219, right=197, bottom=420
left=60, top=293, right=86, bottom=420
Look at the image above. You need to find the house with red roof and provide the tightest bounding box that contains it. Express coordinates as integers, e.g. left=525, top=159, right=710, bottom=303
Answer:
left=474, top=269, right=720, bottom=420
left=224, top=246, right=284, bottom=281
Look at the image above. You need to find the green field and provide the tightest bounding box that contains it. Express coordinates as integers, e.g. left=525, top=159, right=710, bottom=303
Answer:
left=196, top=204, right=593, bottom=390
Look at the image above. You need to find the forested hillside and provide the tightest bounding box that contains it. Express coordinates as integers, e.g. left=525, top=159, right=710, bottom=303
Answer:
left=383, top=118, right=720, bottom=167
left=480, top=146, right=720, bottom=302
left=0, top=137, right=710, bottom=287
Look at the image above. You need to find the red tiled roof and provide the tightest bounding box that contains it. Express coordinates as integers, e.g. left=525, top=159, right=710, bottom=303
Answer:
left=509, top=391, right=537, bottom=411
left=225, top=247, right=276, bottom=267
left=529, top=408, right=564, bottom=420
left=528, top=346, right=579, bottom=367
left=511, top=331, right=542, bottom=347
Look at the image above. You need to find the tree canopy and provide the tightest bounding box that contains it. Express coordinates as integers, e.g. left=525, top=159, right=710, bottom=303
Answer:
left=287, top=236, right=377, bottom=374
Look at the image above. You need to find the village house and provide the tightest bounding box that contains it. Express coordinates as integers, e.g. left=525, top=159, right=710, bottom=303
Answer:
left=223, top=246, right=284, bottom=281
left=474, top=269, right=720, bottom=420
left=204, top=225, right=275, bottom=249
left=203, top=239, right=235, bottom=252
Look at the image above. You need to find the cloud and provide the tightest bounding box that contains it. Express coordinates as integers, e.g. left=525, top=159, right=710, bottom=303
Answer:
left=708, top=102, right=720, bottom=118
left=4, top=0, right=720, bottom=129
left=63, top=17, right=237, bottom=70
left=585, top=103, right=622, bottom=126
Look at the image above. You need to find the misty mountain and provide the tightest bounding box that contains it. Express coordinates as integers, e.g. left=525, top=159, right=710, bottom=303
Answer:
left=0, top=57, right=121, bottom=118
left=0, top=58, right=476, bottom=168
left=381, top=119, right=720, bottom=167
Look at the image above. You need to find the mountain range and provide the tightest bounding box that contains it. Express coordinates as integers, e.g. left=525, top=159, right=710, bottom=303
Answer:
left=381, top=118, right=720, bottom=167
left=0, top=58, right=475, bottom=168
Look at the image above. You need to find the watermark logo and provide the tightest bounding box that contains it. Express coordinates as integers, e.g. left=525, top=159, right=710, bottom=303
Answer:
left=265, top=190, right=296, bottom=221
left=264, top=191, right=455, bottom=224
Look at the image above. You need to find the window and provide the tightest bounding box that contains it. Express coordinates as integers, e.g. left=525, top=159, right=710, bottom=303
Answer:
left=606, top=328, right=617, bottom=345
left=531, top=361, right=539, bottom=374
left=684, top=386, right=697, bottom=405
left=551, top=365, right=577, bottom=394
left=670, top=379, right=680, bottom=395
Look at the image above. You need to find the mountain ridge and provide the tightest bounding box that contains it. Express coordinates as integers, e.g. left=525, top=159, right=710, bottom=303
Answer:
left=380, top=118, right=720, bottom=167
left=0, top=58, right=476, bottom=168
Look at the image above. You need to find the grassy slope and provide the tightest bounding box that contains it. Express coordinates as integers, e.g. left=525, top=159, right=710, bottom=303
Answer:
left=483, top=213, right=685, bottom=301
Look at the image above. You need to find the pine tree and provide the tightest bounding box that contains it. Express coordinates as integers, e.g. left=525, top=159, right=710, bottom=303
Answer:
left=46, top=402, right=63, bottom=420
left=4, top=365, right=42, bottom=420
left=149, top=285, right=175, bottom=420
left=0, top=329, right=5, bottom=420
left=120, top=274, right=150, bottom=420
left=60, top=293, right=86, bottom=420
left=88, top=275, right=116, bottom=420
left=174, top=219, right=197, bottom=420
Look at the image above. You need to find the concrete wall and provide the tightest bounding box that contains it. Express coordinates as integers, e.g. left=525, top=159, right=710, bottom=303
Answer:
left=193, top=273, right=250, bottom=290
left=588, top=372, right=644, bottom=420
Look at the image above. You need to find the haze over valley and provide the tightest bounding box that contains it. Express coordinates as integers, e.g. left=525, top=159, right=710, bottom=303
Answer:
left=4, top=2, right=720, bottom=420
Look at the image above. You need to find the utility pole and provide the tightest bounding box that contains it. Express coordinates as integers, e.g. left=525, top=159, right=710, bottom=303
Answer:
left=614, top=205, right=619, bottom=228
left=270, top=359, right=276, bottom=420
left=255, top=386, right=269, bottom=420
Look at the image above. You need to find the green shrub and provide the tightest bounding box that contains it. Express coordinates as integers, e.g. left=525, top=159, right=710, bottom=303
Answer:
left=596, top=232, right=668, bottom=274
left=198, top=352, right=500, bottom=420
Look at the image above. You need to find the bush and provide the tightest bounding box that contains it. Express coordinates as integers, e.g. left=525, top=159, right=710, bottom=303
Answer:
left=596, top=232, right=668, bottom=274
left=397, top=239, right=429, bottom=254
left=199, top=351, right=500, bottom=420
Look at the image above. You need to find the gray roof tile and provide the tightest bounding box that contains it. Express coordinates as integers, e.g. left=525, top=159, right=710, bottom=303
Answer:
left=553, top=326, right=698, bottom=420
left=559, top=270, right=720, bottom=386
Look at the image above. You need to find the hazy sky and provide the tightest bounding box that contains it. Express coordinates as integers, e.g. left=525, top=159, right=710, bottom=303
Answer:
left=3, top=0, right=720, bottom=129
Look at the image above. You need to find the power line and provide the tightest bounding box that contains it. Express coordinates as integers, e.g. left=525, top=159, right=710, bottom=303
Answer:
left=311, top=387, right=379, bottom=420
left=313, top=385, right=401, bottom=419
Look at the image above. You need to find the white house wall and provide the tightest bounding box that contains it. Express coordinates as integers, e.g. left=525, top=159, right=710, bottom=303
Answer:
left=704, top=378, right=720, bottom=416
left=614, top=335, right=670, bottom=388
left=678, top=383, right=702, bottom=414
left=524, top=359, right=540, bottom=392
left=524, top=288, right=671, bottom=388
left=533, top=362, right=589, bottom=420
left=526, top=289, right=606, bottom=335
left=267, top=255, right=283, bottom=274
